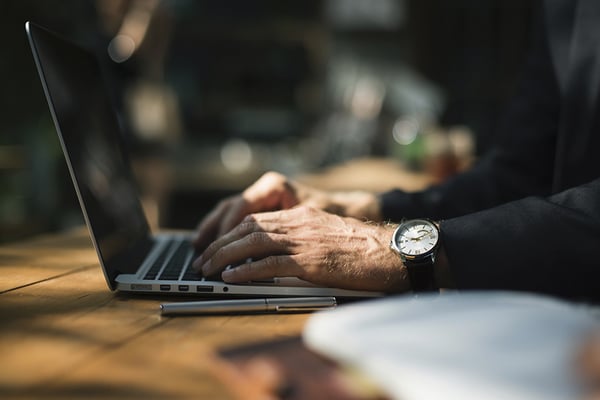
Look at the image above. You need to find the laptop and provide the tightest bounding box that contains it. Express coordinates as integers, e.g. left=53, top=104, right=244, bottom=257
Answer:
left=26, top=21, right=380, bottom=299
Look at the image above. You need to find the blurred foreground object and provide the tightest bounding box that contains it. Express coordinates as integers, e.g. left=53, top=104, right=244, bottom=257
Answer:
left=212, top=336, right=389, bottom=400
left=304, top=292, right=600, bottom=400
left=578, top=333, right=600, bottom=400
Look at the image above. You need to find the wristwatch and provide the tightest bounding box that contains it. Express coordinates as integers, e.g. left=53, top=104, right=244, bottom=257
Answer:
left=390, top=219, right=440, bottom=292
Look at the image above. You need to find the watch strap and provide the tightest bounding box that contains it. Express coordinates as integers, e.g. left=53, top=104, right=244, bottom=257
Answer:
left=405, top=257, right=437, bottom=292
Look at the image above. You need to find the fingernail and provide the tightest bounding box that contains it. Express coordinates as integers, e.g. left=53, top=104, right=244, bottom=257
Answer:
left=221, top=269, right=234, bottom=281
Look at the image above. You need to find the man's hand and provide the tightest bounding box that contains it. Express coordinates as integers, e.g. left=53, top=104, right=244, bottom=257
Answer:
left=193, top=171, right=382, bottom=250
left=193, top=206, right=408, bottom=293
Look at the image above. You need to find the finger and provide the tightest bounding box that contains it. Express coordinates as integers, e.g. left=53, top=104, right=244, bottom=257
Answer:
left=246, top=172, right=286, bottom=204
left=201, top=231, right=290, bottom=277
left=221, top=255, right=302, bottom=283
left=193, top=199, right=232, bottom=249
left=242, top=207, right=302, bottom=225
left=218, top=197, right=251, bottom=238
left=240, top=171, right=299, bottom=213
left=200, top=232, right=285, bottom=278
left=217, top=174, right=291, bottom=236
left=196, top=218, right=258, bottom=269
left=199, top=214, right=289, bottom=265
left=195, top=173, right=295, bottom=248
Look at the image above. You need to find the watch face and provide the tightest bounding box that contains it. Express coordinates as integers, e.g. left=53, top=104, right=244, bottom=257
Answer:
left=395, top=220, right=439, bottom=257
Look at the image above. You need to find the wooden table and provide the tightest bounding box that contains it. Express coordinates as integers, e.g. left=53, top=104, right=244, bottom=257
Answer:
left=0, top=228, right=311, bottom=399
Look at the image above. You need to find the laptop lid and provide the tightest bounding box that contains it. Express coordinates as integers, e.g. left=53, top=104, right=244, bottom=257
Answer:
left=26, top=21, right=154, bottom=290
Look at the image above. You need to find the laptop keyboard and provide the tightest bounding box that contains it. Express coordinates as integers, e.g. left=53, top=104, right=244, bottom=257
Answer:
left=142, top=237, right=253, bottom=283
left=143, top=238, right=203, bottom=281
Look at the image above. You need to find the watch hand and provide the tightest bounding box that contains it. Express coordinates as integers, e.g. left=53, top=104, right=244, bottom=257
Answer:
left=410, top=232, right=431, bottom=241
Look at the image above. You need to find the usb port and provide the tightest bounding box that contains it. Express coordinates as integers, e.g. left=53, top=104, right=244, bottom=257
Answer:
left=159, top=284, right=171, bottom=291
left=178, top=285, right=189, bottom=292
left=131, top=284, right=152, bottom=291
left=196, top=285, right=214, bottom=293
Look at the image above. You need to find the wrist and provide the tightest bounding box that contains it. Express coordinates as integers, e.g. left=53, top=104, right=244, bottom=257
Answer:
left=432, top=222, right=455, bottom=289
left=375, top=224, right=411, bottom=293
left=331, top=191, right=382, bottom=221
left=390, top=219, right=443, bottom=293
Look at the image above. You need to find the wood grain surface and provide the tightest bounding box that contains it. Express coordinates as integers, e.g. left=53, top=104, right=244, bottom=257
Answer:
left=0, top=228, right=311, bottom=399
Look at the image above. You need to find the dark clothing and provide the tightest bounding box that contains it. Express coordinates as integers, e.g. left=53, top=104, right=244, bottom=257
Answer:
left=380, top=0, right=600, bottom=303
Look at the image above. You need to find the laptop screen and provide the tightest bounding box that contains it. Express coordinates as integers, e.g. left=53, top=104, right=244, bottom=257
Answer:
left=27, top=22, right=154, bottom=289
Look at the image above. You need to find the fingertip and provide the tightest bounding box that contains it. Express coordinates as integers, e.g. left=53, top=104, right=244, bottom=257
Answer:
left=221, top=269, right=232, bottom=279
left=221, top=268, right=238, bottom=282
left=191, top=255, right=203, bottom=271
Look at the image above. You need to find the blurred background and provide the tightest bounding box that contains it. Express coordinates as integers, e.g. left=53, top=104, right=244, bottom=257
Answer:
left=0, top=0, right=535, bottom=243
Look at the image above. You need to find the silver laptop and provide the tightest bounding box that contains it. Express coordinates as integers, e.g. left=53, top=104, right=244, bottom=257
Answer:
left=26, top=21, right=379, bottom=299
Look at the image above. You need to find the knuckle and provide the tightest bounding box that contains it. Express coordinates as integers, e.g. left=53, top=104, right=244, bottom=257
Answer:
left=212, top=247, right=227, bottom=264
left=262, top=256, right=279, bottom=270
left=246, top=231, right=267, bottom=246
left=295, top=205, right=316, bottom=215
left=237, top=220, right=253, bottom=233
left=203, top=242, right=217, bottom=257
left=241, top=214, right=256, bottom=224
left=263, top=171, right=284, bottom=182
left=263, top=171, right=288, bottom=188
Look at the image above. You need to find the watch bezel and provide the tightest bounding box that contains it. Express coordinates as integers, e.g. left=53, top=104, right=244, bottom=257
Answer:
left=391, top=219, right=440, bottom=262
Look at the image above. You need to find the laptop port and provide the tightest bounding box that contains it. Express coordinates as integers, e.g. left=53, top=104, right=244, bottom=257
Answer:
left=196, top=285, right=214, bottom=293
left=131, top=284, right=152, bottom=291
left=178, top=285, right=189, bottom=292
left=159, top=284, right=171, bottom=291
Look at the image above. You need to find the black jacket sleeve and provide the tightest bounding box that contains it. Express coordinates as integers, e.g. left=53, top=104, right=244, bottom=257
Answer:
left=441, top=178, right=600, bottom=303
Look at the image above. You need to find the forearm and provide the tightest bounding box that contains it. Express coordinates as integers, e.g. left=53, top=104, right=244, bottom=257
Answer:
left=379, top=148, right=556, bottom=223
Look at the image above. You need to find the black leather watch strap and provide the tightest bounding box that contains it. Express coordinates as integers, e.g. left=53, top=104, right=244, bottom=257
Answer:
left=406, top=259, right=437, bottom=293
